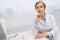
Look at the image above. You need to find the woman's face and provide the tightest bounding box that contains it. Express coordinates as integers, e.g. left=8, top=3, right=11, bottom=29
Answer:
left=35, top=3, right=45, bottom=14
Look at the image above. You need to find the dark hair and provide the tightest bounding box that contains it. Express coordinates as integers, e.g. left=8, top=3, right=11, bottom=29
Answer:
left=35, top=2, right=46, bottom=9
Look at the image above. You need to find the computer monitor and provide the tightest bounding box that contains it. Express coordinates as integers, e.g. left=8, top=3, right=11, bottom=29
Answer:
left=0, top=23, right=6, bottom=40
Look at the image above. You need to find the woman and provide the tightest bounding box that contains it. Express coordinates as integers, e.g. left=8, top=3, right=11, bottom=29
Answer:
left=33, top=1, right=60, bottom=40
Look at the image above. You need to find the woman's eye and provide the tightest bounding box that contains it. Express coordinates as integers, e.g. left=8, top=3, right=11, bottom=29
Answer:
left=40, top=6, right=43, bottom=8
left=36, top=6, right=39, bottom=9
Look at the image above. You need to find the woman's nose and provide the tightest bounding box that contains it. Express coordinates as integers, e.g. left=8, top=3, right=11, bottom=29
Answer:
left=39, top=8, right=41, bottom=10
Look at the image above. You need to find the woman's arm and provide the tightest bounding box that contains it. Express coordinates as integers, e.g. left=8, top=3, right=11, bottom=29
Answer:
left=32, top=15, right=39, bottom=35
left=35, top=33, right=48, bottom=39
left=46, top=15, right=58, bottom=38
left=32, top=15, right=40, bottom=35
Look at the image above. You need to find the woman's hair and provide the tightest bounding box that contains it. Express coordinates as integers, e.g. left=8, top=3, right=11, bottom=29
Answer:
left=35, top=2, right=46, bottom=9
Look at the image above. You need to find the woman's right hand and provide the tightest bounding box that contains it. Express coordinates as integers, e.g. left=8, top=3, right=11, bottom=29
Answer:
left=36, top=14, right=41, bottom=25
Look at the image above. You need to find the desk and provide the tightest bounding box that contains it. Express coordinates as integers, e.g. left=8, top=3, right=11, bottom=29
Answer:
left=9, top=30, right=48, bottom=40
left=9, top=30, right=34, bottom=40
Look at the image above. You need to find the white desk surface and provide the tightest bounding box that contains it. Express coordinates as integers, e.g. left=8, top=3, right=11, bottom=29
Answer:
left=9, top=30, right=49, bottom=40
left=9, top=30, right=34, bottom=40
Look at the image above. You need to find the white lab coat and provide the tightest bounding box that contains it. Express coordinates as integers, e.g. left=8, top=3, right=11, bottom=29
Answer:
left=32, top=14, right=60, bottom=40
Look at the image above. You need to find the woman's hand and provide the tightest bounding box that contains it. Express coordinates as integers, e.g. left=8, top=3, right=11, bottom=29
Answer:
left=36, top=15, right=39, bottom=25
left=35, top=33, right=48, bottom=39
left=36, top=13, right=44, bottom=25
left=36, top=14, right=41, bottom=25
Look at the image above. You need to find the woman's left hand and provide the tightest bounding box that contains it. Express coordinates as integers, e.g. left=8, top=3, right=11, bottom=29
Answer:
left=35, top=33, right=48, bottom=39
